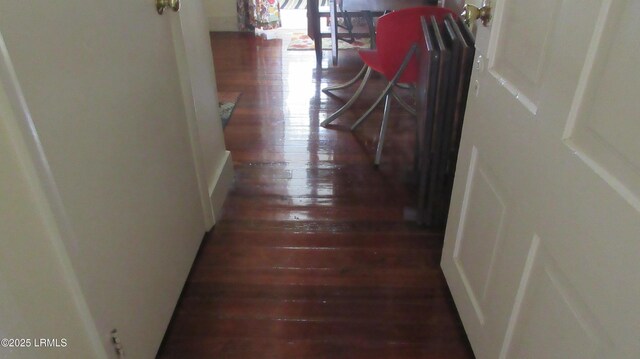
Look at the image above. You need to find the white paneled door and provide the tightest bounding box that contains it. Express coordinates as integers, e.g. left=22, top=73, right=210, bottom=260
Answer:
left=442, top=0, right=640, bottom=358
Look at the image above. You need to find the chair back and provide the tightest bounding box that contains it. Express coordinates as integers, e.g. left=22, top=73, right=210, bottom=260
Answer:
left=375, top=6, right=456, bottom=83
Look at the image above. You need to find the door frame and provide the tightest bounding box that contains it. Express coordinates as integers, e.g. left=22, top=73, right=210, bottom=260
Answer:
left=171, top=7, right=214, bottom=230
left=172, top=1, right=235, bottom=229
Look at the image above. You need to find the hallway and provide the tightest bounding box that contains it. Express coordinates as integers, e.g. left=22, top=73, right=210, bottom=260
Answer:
left=158, top=32, right=473, bottom=358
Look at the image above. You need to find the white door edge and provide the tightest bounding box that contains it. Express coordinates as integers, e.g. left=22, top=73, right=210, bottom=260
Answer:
left=170, top=12, right=215, bottom=230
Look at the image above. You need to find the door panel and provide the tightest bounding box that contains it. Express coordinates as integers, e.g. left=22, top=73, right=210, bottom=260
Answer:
left=452, top=146, right=508, bottom=326
left=442, top=0, right=640, bottom=357
left=564, top=0, right=640, bottom=211
left=489, top=0, right=561, bottom=113
left=0, top=1, right=206, bottom=357
left=504, top=236, right=610, bottom=358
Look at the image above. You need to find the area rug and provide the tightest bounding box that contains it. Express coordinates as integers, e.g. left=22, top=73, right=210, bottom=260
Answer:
left=287, top=33, right=371, bottom=51
left=218, top=91, right=241, bottom=128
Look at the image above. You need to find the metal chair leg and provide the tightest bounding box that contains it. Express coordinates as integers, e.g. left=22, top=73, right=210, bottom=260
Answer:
left=374, top=94, right=393, bottom=166
left=322, top=63, right=368, bottom=94
left=391, top=88, right=416, bottom=116
left=350, top=43, right=418, bottom=131
left=350, top=81, right=393, bottom=131
left=321, top=66, right=373, bottom=127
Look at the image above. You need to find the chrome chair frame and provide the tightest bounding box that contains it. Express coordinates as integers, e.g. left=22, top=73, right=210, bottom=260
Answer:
left=321, top=44, right=419, bottom=165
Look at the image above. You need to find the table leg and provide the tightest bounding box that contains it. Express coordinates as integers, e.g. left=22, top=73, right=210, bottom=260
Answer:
left=330, top=0, right=338, bottom=65
left=307, top=0, right=323, bottom=64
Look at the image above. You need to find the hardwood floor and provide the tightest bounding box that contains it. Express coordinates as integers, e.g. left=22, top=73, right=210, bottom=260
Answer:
left=157, top=32, right=474, bottom=359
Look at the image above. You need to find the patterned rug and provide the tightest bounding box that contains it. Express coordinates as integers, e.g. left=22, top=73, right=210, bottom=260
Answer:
left=218, top=91, right=241, bottom=128
left=280, top=0, right=328, bottom=10
left=287, top=33, right=371, bottom=51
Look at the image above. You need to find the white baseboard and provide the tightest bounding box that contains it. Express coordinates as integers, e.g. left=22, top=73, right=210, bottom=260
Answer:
left=208, top=16, right=238, bottom=32
left=210, top=150, right=235, bottom=224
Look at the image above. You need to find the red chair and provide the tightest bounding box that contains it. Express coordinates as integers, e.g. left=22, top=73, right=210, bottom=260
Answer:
left=322, top=6, right=456, bottom=165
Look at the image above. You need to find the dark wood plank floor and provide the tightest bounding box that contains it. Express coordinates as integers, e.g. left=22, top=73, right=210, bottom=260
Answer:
left=157, top=32, right=474, bottom=359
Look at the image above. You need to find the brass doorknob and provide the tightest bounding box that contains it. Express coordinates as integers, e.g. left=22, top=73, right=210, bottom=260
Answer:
left=462, top=0, right=492, bottom=30
left=157, top=0, right=180, bottom=15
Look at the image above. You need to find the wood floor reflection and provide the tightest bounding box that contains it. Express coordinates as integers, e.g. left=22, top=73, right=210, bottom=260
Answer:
left=157, top=32, right=474, bottom=359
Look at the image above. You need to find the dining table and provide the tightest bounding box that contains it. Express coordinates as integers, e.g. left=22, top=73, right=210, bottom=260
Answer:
left=307, top=0, right=437, bottom=65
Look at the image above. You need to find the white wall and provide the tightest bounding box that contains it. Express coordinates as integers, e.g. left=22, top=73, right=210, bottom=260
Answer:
left=203, top=0, right=239, bottom=31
